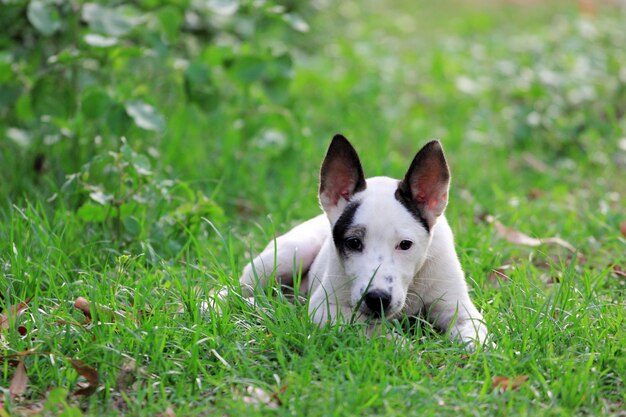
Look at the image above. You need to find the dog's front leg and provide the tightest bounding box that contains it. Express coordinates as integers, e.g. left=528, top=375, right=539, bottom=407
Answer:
left=426, top=296, right=488, bottom=348
left=240, top=215, right=328, bottom=296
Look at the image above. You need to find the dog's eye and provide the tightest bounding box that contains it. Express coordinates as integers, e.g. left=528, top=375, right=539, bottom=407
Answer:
left=397, top=240, right=413, bottom=251
left=344, top=237, right=363, bottom=251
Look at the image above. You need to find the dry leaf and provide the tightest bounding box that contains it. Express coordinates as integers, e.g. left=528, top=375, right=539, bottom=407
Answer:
left=612, top=265, right=626, bottom=279
left=578, top=0, right=596, bottom=16
left=7, top=403, right=44, bottom=416
left=546, top=274, right=564, bottom=284
left=69, top=359, right=99, bottom=397
left=156, top=406, right=177, bottom=417
left=620, top=221, right=626, bottom=239
left=10, top=360, right=29, bottom=399
left=0, top=348, right=43, bottom=363
left=488, top=266, right=511, bottom=283
left=0, top=297, right=32, bottom=330
left=521, top=152, right=551, bottom=173
left=527, top=188, right=544, bottom=200
left=490, top=218, right=576, bottom=252
left=236, top=386, right=281, bottom=409
left=492, top=375, right=529, bottom=392
left=74, top=297, right=93, bottom=322
left=74, top=297, right=119, bottom=323
left=116, top=358, right=137, bottom=392
left=110, top=392, right=129, bottom=413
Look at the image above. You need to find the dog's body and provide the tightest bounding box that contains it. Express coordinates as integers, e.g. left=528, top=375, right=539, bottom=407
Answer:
left=240, top=135, right=487, bottom=346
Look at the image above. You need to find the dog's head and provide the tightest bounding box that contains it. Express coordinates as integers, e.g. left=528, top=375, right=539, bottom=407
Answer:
left=319, top=134, right=450, bottom=318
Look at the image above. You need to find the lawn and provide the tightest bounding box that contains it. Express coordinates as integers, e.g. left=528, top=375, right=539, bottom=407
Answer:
left=1, top=0, right=625, bottom=416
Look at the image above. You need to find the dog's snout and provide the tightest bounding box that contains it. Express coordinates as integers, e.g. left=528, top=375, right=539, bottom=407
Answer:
left=364, top=290, right=392, bottom=316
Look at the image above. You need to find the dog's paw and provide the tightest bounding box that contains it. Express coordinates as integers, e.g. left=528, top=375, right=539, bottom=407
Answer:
left=451, top=321, right=490, bottom=351
left=199, top=286, right=229, bottom=317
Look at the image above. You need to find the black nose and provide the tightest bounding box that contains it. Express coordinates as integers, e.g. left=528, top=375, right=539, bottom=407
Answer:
left=364, top=290, right=392, bottom=315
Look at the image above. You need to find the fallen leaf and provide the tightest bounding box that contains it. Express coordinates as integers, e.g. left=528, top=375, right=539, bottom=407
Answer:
left=74, top=297, right=92, bottom=322
left=9, top=360, right=29, bottom=399
left=116, top=358, right=137, bottom=392
left=0, top=297, right=32, bottom=330
left=489, top=218, right=576, bottom=252
left=0, top=348, right=44, bottom=363
left=236, top=386, right=281, bottom=409
left=74, top=297, right=120, bottom=323
left=110, top=392, right=129, bottom=413
left=6, top=403, right=44, bottom=416
left=492, top=375, right=529, bottom=392
left=527, top=188, right=544, bottom=200
left=578, top=0, right=596, bottom=16
left=156, top=406, right=177, bottom=417
left=488, top=266, right=511, bottom=283
left=521, top=152, right=551, bottom=173
left=546, top=275, right=562, bottom=284
left=68, top=359, right=99, bottom=397
left=612, top=265, right=626, bottom=279
left=620, top=221, right=626, bottom=239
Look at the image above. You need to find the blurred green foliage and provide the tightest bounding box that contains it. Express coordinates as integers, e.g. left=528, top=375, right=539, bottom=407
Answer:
left=1, top=0, right=314, bottom=256
left=1, top=2, right=625, bottom=415
left=0, top=0, right=311, bottom=191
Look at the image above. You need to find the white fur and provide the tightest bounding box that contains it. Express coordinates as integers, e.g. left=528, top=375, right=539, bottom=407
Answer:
left=240, top=150, right=487, bottom=348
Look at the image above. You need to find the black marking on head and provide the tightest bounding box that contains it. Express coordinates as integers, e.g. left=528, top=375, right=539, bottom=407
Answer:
left=377, top=255, right=383, bottom=262
left=387, top=286, right=394, bottom=295
left=384, top=276, right=393, bottom=284
left=395, top=186, right=430, bottom=232
left=332, top=201, right=362, bottom=255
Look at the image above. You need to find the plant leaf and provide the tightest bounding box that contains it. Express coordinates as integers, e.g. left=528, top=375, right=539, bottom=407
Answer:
left=27, top=0, right=61, bottom=36
left=76, top=202, right=109, bottom=222
left=125, top=100, right=165, bottom=132
left=283, top=13, right=310, bottom=33
left=231, top=56, right=266, bottom=84
left=207, top=0, right=239, bottom=16
left=7, top=127, right=32, bottom=148
left=84, top=33, right=118, bottom=48
left=89, top=190, right=113, bottom=205
left=131, top=153, right=152, bottom=176
left=82, top=3, right=139, bottom=37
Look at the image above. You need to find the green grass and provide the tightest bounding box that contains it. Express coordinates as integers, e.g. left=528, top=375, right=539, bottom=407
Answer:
left=2, top=0, right=626, bottom=416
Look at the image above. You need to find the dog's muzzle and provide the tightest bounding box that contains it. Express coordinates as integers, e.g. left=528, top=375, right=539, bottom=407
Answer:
left=363, top=289, right=392, bottom=317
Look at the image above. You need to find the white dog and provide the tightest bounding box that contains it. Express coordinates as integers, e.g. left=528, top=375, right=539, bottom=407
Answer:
left=240, top=135, right=487, bottom=347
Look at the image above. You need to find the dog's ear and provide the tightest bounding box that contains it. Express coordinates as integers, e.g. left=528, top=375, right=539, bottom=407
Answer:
left=396, top=140, right=450, bottom=230
left=319, top=134, right=366, bottom=221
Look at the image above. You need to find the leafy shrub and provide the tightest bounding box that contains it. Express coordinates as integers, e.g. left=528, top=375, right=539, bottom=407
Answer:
left=1, top=0, right=313, bottom=203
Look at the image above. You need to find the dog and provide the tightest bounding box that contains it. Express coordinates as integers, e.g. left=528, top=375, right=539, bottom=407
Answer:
left=240, top=134, right=487, bottom=347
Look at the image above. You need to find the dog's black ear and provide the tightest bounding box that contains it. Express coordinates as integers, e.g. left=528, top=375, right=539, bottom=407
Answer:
left=396, top=140, right=450, bottom=230
left=319, top=134, right=366, bottom=219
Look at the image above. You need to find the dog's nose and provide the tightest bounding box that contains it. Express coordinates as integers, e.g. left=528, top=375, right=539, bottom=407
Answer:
left=364, top=290, right=391, bottom=315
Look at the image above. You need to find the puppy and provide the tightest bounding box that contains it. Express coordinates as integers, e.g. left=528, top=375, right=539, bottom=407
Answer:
left=240, top=135, right=487, bottom=347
